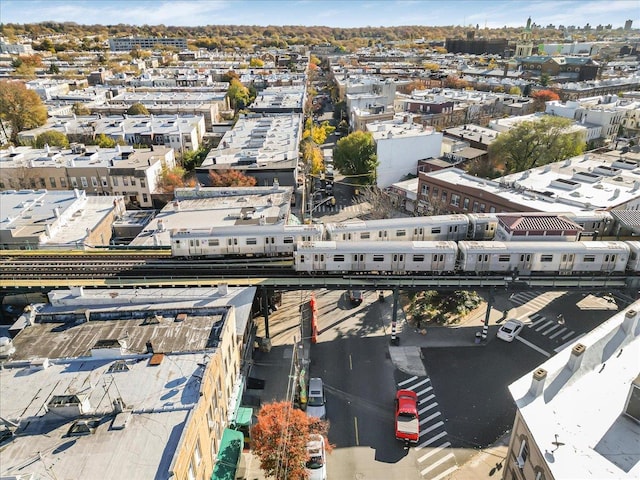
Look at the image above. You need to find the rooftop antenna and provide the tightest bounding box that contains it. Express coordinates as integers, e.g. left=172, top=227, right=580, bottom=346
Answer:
left=551, top=434, right=565, bottom=452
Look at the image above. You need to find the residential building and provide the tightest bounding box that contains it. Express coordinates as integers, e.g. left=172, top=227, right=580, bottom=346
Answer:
left=517, top=56, right=601, bottom=82
left=503, top=304, right=640, bottom=480
left=249, top=85, right=306, bottom=114
left=0, top=189, right=125, bottom=250
left=489, top=113, right=592, bottom=143
left=0, top=285, right=256, bottom=480
left=198, top=114, right=303, bottom=187
left=416, top=150, right=640, bottom=215
left=367, top=115, right=443, bottom=188
left=0, top=145, right=175, bottom=208
left=555, top=76, right=640, bottom=101
left=108, top=36, right=187, bottom=51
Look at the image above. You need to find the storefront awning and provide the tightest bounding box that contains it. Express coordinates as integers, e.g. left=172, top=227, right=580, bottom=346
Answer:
left=234, top=406, right=253, bottom=427
left=211, top=428, right=244, bottom=480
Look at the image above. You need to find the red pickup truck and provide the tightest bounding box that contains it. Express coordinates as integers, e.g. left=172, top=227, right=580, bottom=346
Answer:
left=395, top=389, right=419, bottom=447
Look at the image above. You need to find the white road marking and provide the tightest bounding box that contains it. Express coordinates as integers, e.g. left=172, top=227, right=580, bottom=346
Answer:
left=418, top=402, right=439, bottom=415
left=528, top=316, right=546, bottom=328
left=555, top=333, right=586, bottom=352
left=415, top=386, right=433, bottom=397
left=549, top=327, right=567, bottom=339
left=420, top=411, right=442, bottom=425
left=429, top=465, right=458, bottom=480
left=398, top=376, right=418, bottom=387
left=542, top=323, right=562, bottom=335
left=417, top=441, right=451, bottom=463
left=420, top=452, right=456, bottom=476
left=421, top=421, right=444, bottom=436
left=515, top=336, right=551, bottom=357
left=419, top=394, right=435, bottom=404
left=561, top=330, right=576, bottom=341
left=407, top=378, right=431, bottom=390
left=535, top=320, right=553, bottom=332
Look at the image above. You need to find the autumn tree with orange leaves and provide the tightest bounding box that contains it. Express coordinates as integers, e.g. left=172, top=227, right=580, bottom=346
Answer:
left=208, top=169, right=257, bottom=187
left=531, top=89, right=560, bottom=112
left=251, top=401, right=331, bottom=480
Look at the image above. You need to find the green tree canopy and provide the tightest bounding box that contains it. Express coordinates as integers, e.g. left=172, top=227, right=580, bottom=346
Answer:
left=34, top=130, right=69, bottom=148
left=127, top=102, right=149, bottom=115
left=0, top=80, right=48, bottom=143
left=489, top=116, right=585, bottom=173
left=333, top=131, right=378, bottom=184
left=95, top=133, right=116, bottom=148
left=72, top=102, right=91, bottom=116
left=227, top=78, right=250, bottom=110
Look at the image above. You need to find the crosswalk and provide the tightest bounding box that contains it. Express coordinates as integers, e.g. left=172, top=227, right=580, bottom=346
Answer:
left=397, top=375, right=458, bottom=480
left=312, top=203, right=369, bottom=215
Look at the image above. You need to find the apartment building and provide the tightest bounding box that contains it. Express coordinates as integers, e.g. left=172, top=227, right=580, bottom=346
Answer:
left=0, top=285, right=256, bottom=480
left=108, top=36, right=187, bottom=51
left=0, top=144, right=175, bottom=208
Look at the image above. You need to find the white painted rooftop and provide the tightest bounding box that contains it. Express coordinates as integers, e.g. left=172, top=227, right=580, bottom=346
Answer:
left=508, top=303, right=640, bottom=479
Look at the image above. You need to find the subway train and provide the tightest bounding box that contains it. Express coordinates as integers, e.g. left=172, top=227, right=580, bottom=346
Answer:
left=293, top=240, right=639, bottom=276
left=170, top=211, right=616, bottom=259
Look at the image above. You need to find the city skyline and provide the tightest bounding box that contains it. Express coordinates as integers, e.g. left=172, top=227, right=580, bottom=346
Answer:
left=1, top=0, right=638, bottom=30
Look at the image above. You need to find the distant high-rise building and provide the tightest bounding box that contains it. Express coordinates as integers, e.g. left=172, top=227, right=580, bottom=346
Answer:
left=624, top=19, right=633, bottom=30
left=515, top=17, right=534, bottom=58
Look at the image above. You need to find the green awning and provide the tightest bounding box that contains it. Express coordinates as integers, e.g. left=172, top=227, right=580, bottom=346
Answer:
left=211, top=428, right=244, bottom=480
left=234, top=406, right=253, bottom=427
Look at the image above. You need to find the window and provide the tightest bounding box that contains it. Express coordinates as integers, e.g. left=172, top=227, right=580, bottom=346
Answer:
left=479, top=203, right=486, bottom=213
left=142, top=193, right=148, bottom=202
left=49, top=177, right=56, bottom=188
left=101, top=177, right=108, bottom=187
left=472, top=201, right=479, bottom=212
left=463, top=198, right=469, bottom=210
left=333, top=255, right=345, bottom=262
left=38, top=178, right=45, bottom=188
left=71, top=177, right=78, bottom=188
left=130, top=177, right=136, bottom=186
left=123, top=177, right=129, bottom=186
left=283, top=236, right=294, bottom=244
left=208, top=239, right=219, bottom=246
left=373, top=255, right=384, bottom=262
left=541, top=255, right=553, bottom=262
left=450, top=194, right=460, bottom=207
left=421, top=184, right=429, bottom=195
left=432, top=187, right=438, bottom=198
left=112, top=177, right=119, bottom=186
left=60, top=177, right=67, bottom=188
left=431, top=227, right=441, bottom=234
left=498, top=255, right=510, bottom=262
left=360, top=232, right=370, bottom=239
left=246, top=238, right=257, bottom=245
left=584, top=255, right=595, bottom=262
left=91, top=177, right=98, bottom=187
left=441, top=191, right=447, bottom=203
left=80, top=177, right=88, bottom=188
left=517, top=439, right=529, bottom=466
left=140, top=178, right=146, bottom=188
left=489, top=206, right=496, bottom=213
left=412, top=255, right=425, bottom=262
left=396, top=230, right=406, bottom=237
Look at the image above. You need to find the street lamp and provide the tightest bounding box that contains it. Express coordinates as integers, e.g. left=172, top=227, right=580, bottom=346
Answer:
left=305, top=195, right=336, bottom=224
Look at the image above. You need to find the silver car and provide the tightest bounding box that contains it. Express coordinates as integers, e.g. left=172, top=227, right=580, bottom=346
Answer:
left=306, top=377, right=326, bottom=419
left=497, top=319, right=524, bottom=342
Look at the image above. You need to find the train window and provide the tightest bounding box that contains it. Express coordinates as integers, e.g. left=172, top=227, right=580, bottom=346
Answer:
left=605, top=255, right=609, bottom=262
left=434, top=254, right=438, bottom=261
left=321, top=255, right=324, bottom=262
left=300, top=255, right=305, bottom=263
left=373, top=255, right=384, bottom=262
left=195, top=240, right=200, bottom=247
left=208, top=239, right=219, bottom=246
left=353, top=254, right=358, bottom=261
left=361, top=232, right=370, bottom=239
left=334, top=255, right=345, bottom=262
left=584, top=255, right=595, bottom=262
left=396, top=230, right=406, bottom=237
left=541, top=255, right=553, bottom=262
left=378, top=231, right=383, bottom=238
left=189, top=240, right=194, bottom=247
left=413, top=255, right=425, bottom=262
left=431, top=228, right=441, bottom=234
left=439, top=255, right=444, bottom=262
left=611, top=255, right=616, bottom=262
left=360, top=255, right=364, bottom=262
left=562, top=254, right=566, bottom=262
left=499, top=255, right=510, bottom=262
left=246, top=238, right=257, bottom=245
left=393, top=255, right=398, bottom=261
left=400, top=255, right=404, bottom=261
left=484, top=255, right=488, bottom=262
left=284, top=236, right=294, bottom=244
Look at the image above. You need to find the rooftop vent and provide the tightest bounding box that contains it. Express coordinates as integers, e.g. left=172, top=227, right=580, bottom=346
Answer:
left=624, top=373, right=640, bottom=424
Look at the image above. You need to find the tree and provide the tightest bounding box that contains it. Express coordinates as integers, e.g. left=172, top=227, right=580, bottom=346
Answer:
left=181, top=146, right=210, bottom=171
left=127, top=103, right=149, bottom=115
left=301, top=142, right=324, bottom=175
left=249, top=57, right=264, bottom=67
left=488, top=116, right=585, bottom=174
left=251, top=401, right=330, bottom=480
left=95, top=133, right=116, bottom=148
left=227, top=78, right=250, bottom=110
left=208, top=169, right=257, bottom=187
left=531, top=89, right=560, bottom=112
left=157, top=165, right=187, bottom=193
left=34, top=130, right=69, bottom=148
left=333, top=131, right=378, bottom=184
left=72, top=102, right=91, bottom=116
left=508, top=86, right=522, bottom=96
left=0, top=81, right=48, bottom=143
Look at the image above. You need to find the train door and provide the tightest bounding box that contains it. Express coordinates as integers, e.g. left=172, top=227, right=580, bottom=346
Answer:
left=413, top=227, right=424, bottom=241
left=352, top=253, right=365, bottom=271
left=476, top=253, right=490, bottom=273
left=517, top=253, right=531, bottom=274
left=189, top=238, right=203, bottom=255
left=342, top=232, right=353, bottom=241
left=378, top=230, right=388, bottom=241
left=431, top=253, right=447, bottom=272
left=391, top=253, right=406, bottom=272
left=448, top=225, right=458, bottom=241
left=227, top=237, right=239, bottom=254
left=602, top=253, right=618, bottom=272
left=265, top=236, right=277, bottom=255
left=559, top=253, right=574, bottom=275
left=313, top=253, right=325, bottom=271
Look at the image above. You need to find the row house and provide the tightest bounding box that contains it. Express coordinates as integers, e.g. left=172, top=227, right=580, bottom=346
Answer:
left=516, top=55, right=600, bottom=82
left=551, top=75, right=640, bottom=101
left=0, top=145, right=175, bottom=208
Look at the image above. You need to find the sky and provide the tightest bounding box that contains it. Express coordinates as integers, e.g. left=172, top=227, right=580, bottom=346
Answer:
left=0, top=0, right=638, bottom=29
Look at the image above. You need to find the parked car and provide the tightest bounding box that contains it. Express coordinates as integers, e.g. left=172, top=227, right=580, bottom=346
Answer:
left=395, top=389, right=419, bottom=447
left=497, top=319, right=524, bottom=342
left=306, top=377, right=326, bottom=419
left=348, top=290, right=363, bottom=305
left=306, top=434, right=327, bottom=480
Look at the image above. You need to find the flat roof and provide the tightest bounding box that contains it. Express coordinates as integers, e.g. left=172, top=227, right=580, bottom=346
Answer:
left=508, top=303, right=640, bottom=479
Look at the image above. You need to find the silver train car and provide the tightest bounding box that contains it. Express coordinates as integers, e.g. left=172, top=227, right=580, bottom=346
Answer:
left=171, top=224, right=324, bottom=257
left=294, top=241, right=459, bottom=274
left=458, top=241, right=630, bottom=275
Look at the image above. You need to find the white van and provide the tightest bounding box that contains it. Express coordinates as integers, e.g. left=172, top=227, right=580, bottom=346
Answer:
left=306, top=377, right=326, bottom=419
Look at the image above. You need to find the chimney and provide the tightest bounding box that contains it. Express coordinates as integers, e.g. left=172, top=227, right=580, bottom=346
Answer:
left=45, top=223, right=51, bottom=237
left=529, top=368, right=547, bottom=397
left=622, top=309, right=638, bottom=335
left=71, top=286, right=84, bottom=297
left=53, top=207, right=60, bottom=218
left=218, top=283, right=228, bottom=296
left=74, top=188, right=81, bottom=198
left=567, top=343, right=586, bottom=372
